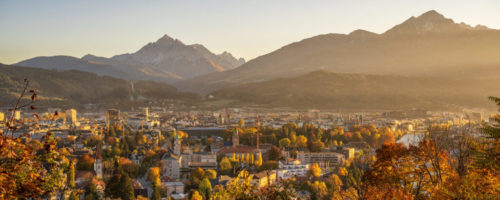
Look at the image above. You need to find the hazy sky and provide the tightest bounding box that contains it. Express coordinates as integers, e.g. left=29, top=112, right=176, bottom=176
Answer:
left=0, top=0, right=498, bottom=64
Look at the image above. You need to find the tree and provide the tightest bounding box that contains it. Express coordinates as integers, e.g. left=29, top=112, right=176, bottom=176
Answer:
left=326, top=174, right=343, bottom=199
left=68, top=160, right=75, bottom=188
left=151, top=181, right=161, bottom=200
left=269, top=146, right=283, bottom=160
left=279, top=138, right=291, bottom=149
left=105, top=170, right=135, bottom=200
left=84, top=181, right=99, bottom=200
left=147, top=167, right=161, bottom=186
left=255, top=153, right=263, bottom=167
left=77, top=154, right=95, bottom=171
left=297, top=135, right=308, bottom=148
left=69, top=191, right=79, bottom=200
left=310, top=181, right=327, bottom=200
left=474, top=96, right=500, bottom=171
left=238, top=119, right=245, bottom=128
left=219, top=157, right=232, bottom=174
left=362, top=141, right=454, bottom=199
left=191, top=190, right=203, bottom=200
left=205, top=169, right=217, bottom=180
left=245, top=153, right=250, bottom=165
left=199, top=178, right=212, bottom=199
left=308, top=163, right=322, bottom=178
left=190, top=167, right=205, bottom=187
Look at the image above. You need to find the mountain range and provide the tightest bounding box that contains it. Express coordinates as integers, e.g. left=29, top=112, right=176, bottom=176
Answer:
left=176, top=10, right=500, bottom=94
left=6, top=10, right=500, bottom=110
left=211, top=70, right=500, bottom=110
left=0, top=63, right=198, bottom=108
left=16, top=34, right=245, bottom=83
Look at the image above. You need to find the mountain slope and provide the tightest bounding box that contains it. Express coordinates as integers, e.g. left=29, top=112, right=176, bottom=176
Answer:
left=0, top=63, right=198, bottom=108
left=16, top=35, right=245, bottom=82
left=110, top=35, right=244, bottom=79
left=211, top=70, right=500, bottom=110
left=177, top=10, right=500, bottom=93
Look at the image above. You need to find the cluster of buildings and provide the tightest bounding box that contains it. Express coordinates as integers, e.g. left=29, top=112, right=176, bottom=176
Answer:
left=0, top=105, right=492, bottom=199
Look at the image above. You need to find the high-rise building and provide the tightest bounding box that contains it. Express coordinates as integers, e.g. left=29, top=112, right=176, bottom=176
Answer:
left=106, top=109, right=121, bottom=128
left=94, top=144, right=103, bottom=178
left=144, top=107, right=149, bottom=121
left=66, top=109, right=77, bottom=124
left=14, top=111, right=21, bottom=120
left=232, top=129, right=239, bottom=147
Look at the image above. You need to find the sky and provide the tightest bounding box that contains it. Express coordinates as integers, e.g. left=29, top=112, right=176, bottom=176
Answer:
left=0, top=0, right=499, bottom=64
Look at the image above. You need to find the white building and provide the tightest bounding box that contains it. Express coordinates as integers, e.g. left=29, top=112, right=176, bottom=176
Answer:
left=277, top=160, right=309, bottom=180
left=297, top=151, right=344, bottom=168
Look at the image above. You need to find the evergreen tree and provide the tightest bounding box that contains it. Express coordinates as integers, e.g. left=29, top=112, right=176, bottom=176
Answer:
left=256, top=154, right=263, bottom=167
left=151, top=182, right=161, bottom=200
left=474, top=96, right=500, bottom=171
left=84, top=181, right=99, bottom=200
left=68, top=160, right=75, bottom=188
left=105, top=170, right=135, bottom=200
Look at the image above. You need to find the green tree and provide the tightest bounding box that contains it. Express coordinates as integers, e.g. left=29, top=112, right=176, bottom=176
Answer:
left=199, top=178, right=212, bottom=199
left=84, top=181, right=99, bottom=200
left=474, top=96, right=500, bottom=171
left=105, top=170, right=135, bottom=200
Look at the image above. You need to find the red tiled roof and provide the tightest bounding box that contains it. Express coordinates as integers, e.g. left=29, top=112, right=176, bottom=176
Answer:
left=217, top=146, right=260, bottom=154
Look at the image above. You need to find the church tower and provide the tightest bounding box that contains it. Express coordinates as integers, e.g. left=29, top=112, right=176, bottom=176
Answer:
left=94, top=143, right=103, bottom=178
left=173, top=135, right=181, bottom=155
left=232, top=128, right=239, bottom=147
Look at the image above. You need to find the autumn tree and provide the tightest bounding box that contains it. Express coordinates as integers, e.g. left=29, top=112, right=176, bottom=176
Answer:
left=255, top=153, right=263, bottom=167
left=362, top=141, right=455, bottom=199
left=189, top=167, right=205, bottom=188
left=68, top=160, right=76, bottom=188
left=77, top=154, right=95, bottom=171
left=191, top=190, right=203, bottom=200
left=297, top=135, right=308, bottom=148
left=219, top=157, right=232, bottom=174
left=309, top=181, right=327, bottom=200
left=279, top=138, right=291, bottom=149
left=269, top=146, right=283, bottom=160
left=205, top=169, right=217, bottom=180
left=308, top=163, right=321, bottom=178
left=147, top=167, right=161, bottom=186
left=199, top=178, right=212, bottom=199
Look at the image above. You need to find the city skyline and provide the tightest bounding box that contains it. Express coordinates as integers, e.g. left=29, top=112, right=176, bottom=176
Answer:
left=1, top=0, right=499, bottom=64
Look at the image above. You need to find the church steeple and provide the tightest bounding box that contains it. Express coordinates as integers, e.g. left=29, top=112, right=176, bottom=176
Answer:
left=232, top=128, right=239, bottom=147
left=173, top=134, right=181, bottom=155
left=94, top=143, right=103, bottom=178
